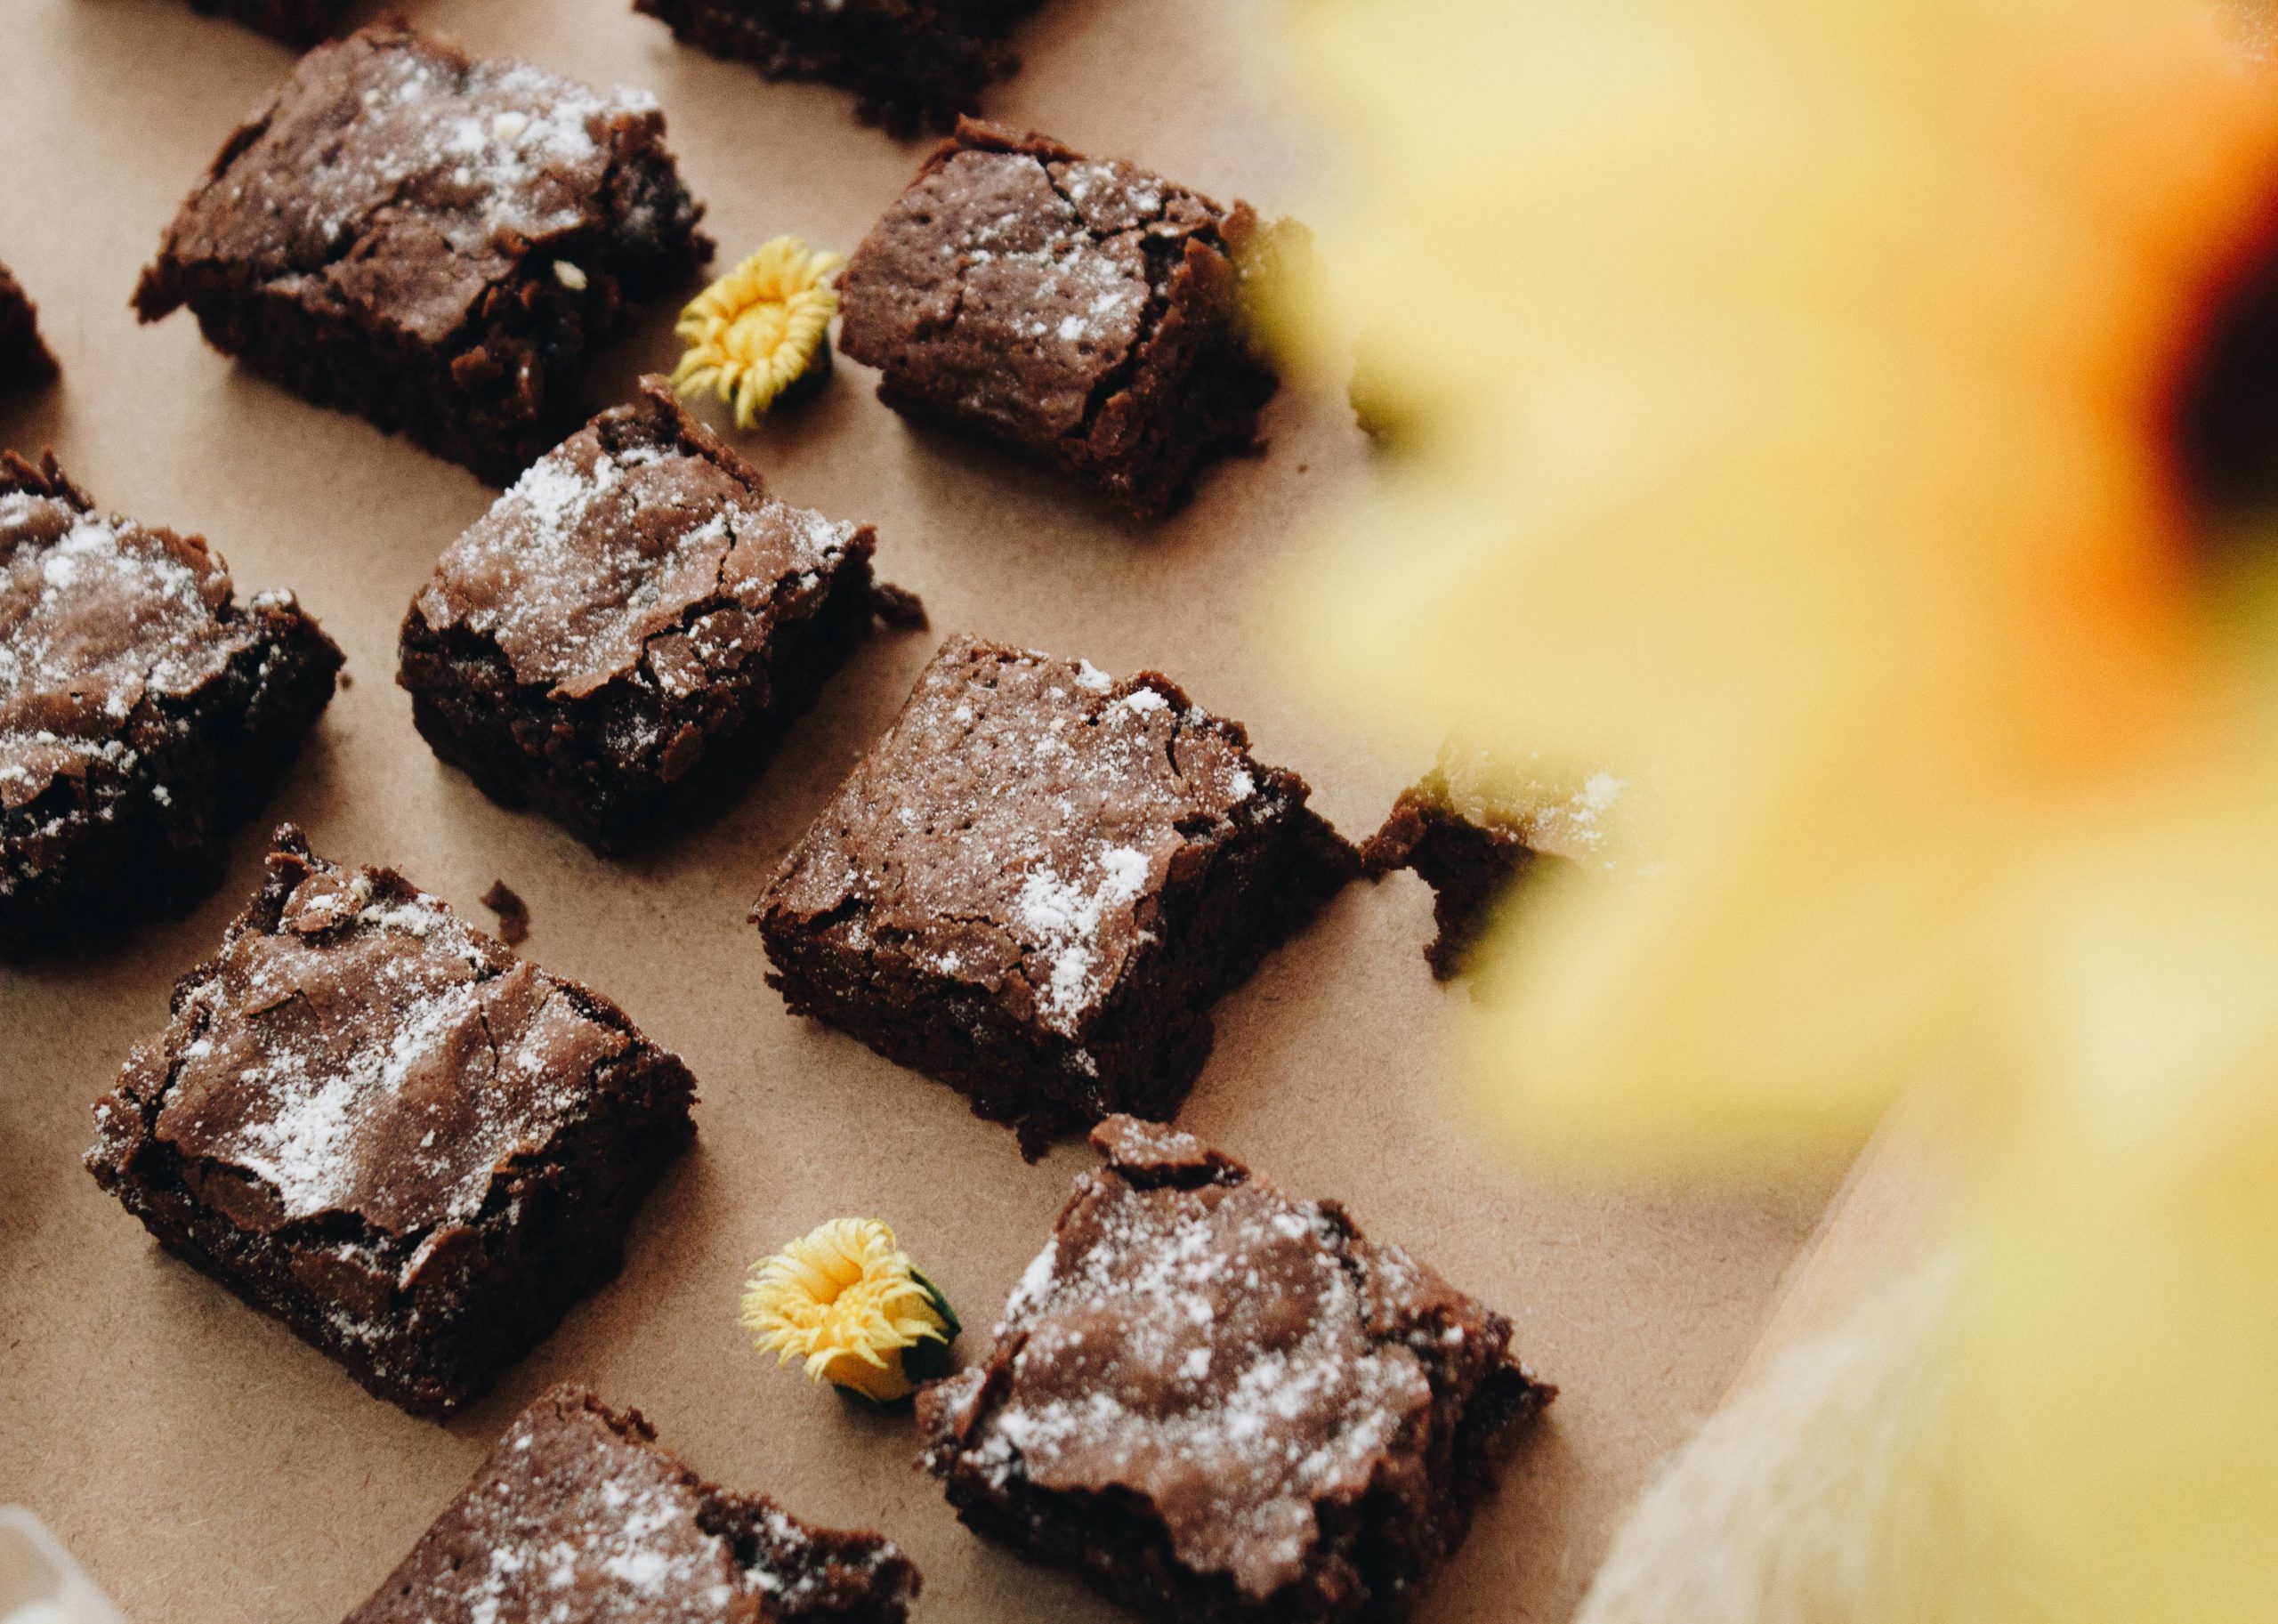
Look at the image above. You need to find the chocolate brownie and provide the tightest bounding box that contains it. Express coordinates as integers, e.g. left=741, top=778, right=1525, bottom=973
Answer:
left=919, top=1117, right=1551, bottom=1623
left=0, top=262, right=58, bottom=393
left=754, top=637, right=1356, bottom=1155
left=837, top=121, right=1280, bottom=520
left=345, top=1384, right=920, bottom=1623
left=182, top=0, right=350, bottom=48
left=85, top=828, right=697, bottom=1418
left=632, top=0, right=1042, bottom=136
left=133, top=23, right=713, bottom=486
left=1361, top=747, right=1619, bottom=980
left=1, top=453, right=339, bottom=955
left=399, top=381, right=913, bottom=852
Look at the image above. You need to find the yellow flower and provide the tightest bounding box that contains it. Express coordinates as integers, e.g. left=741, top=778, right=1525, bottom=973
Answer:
left=672, top=237, right=845, bottom=428
left=1281, top=0, right=2278, bottom=1618
left=740, top=1218, right=957, bottom=1404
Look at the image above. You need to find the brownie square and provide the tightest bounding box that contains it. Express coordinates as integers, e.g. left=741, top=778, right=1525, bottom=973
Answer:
left=632, top=0, right=1042, bottom=136
left=919, top=1117, right=1551, bottom=1623
left=837, top=120, right=1280, bottom=520
left=1361, top=747, right=1615, bottom=981
left=85, top=827, right=698, bottom=1418
left=182, top=0, right=350, bottom=48
left=754, top=636, right=1356, bottom=1154
left=399, top=380, right=913, bottom=853
left=1, top=452, right=340, bottom=955
left=133, top=23, right=713, bottom=486
left=345, top=1384, right=920, bottom=1623
left=0, top=261, right=58, bottom=393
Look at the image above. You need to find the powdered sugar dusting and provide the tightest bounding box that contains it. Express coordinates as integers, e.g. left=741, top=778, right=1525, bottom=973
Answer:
left=773, top=642, right=1277, bottom=1038
left=401, top=1398, right=743, bottom=1622
left=1017, top=844, right=1152, bottom=1033
left=153, top=856, right=633, bottom=1236
left=304, top=45, right=645, bottom=262
left=952, top=1164, right=1437, bottom=1597
left=1, top=486, right=246, bottom=817
left=421, top=406, right=860, bottom=702
left=362, top=1391, right=911, bottom=1623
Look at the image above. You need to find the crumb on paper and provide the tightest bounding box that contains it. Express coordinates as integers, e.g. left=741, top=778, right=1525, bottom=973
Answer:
left=871, top=581, right=929, bottom=630
left=480, top=879, right=529, bottom=945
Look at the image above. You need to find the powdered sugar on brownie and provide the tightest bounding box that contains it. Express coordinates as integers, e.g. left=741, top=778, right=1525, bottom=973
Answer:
left=0, top=489, right=250, bottom=810
left=151, top=848, right=634, bottom=1238
left=150, top=27, right=676, bottom=344
left=921, top=1119, right=1521, bottom=1602
left=766, top=639, right=1271, bottom=1038
left=343, top=1386, right=916, bottom=1624
left=1016, top=844, right=1154, bottom=1031
left=975, top=1181, right=1430, bottom=1594
left=416, top=400, right=861, bottom=703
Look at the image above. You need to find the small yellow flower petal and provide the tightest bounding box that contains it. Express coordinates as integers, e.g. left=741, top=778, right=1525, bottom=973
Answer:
left=739, top=1218, right=957, bottom=1404
left=672, top=236, right=845, bottom=429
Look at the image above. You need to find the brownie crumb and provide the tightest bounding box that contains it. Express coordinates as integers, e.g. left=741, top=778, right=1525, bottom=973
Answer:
left=1363, top=747, right=1621, bottom=980
left=869, top=580, right=929, bottom=629
left=480, top=879, right=530, bottom=944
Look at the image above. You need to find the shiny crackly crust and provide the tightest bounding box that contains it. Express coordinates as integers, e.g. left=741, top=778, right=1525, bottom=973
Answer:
left=84, top=828, right=697, bottom=1417
left=838, top=119, right=1279, bottom=519
left=397, top=383, right=893, bottom=852
left=344, top=1384, right=920, bottom=1620
left=133, top=23, right=712, bottom=483
left=916, top=1118, right=1551, bottom=1623
left=0, top=452, right=340, bottom=955
left=753, top=638, right=1357, bottom=1157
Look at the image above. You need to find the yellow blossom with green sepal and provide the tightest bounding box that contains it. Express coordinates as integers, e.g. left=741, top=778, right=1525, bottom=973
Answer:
left=739, top=1218, right=957, bottom=1404
left=671, top=236, right=845, bottom=428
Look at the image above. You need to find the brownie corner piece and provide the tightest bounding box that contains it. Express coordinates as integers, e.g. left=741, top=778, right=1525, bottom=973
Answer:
left=182, top=0, right=351, bottom=47
left=398, top=379, right=893, bottom=852
left=1362, top=747, right=1615, bottom=980
left=632, top=0, right=1043, bottom=136
left=917, top=1114, right=1551, bottom=1622
left=2, top=452, right=340, bottom=955
left=754, top=637, right=1357, bottom=1155
left=345, top=1383, right=920, bottom=1622
left=84, top=827, right=697, bottom=1417
left=133, top=22, right=712, bottom=485
left=0, top=261, right=59, bottom=392
left=838, top=119, right=1280, bottom=519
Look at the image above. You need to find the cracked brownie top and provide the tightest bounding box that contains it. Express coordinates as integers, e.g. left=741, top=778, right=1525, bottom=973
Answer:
left=838, top=119, right=1256, bottom=451
left=346, top=1385, right=920, bottom=1624
left=0, top=452, right=318, bottom=816
left=121, top=827, right=641, bottom=1239
left=133, top=23, right=705, bottom=345
left=410, top=383, right=871, bottom=703
left=918, top=1116, right=1535, bottom=1603
left=761, top=637, right=1289, bottom=1042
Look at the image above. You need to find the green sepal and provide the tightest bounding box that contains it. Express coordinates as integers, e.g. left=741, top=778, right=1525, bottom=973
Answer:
left=900, top=1267, right=962, bottom=1386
